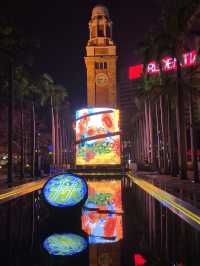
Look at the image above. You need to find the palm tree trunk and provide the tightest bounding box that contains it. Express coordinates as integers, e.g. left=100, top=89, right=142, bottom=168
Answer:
left=160, top=95, right=168, bottom=173
left=59, top=116, right=63, bottom=167
left=20, top=98, right=24, bottom=179
left=189, top=91, right=199, bottom=182
left=141, top=116, right=145, bottom=161
left=142, top=115, right=147, bottom=161
left=7, top=62, right=14, bottom=185
left=155, top=100, right=161, bottom=171
left=149, top=99, right=155, bottom=167
left=51, top=96, right=56, bottom=166
left=176, top=62, right=187, bottom=179
left=145, top=98, right=150, bottom=162
left=31, top=101, right=36, bottom=178
left=167, top=95, right=174, bottom=175
left=61, top=119, right=65, bottom=166
left=55, top=110, right=60, bottom=167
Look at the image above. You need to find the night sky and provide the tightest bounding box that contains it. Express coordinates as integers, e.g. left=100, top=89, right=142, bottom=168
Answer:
left=1, top=0, right=162, bottom=110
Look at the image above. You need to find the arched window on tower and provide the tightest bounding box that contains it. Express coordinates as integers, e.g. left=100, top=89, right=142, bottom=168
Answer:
left=95, top=62, right=107, bottom=69
left=100, top=62, right=104, bottom=69
left=98, top=25, right=104, bottom=37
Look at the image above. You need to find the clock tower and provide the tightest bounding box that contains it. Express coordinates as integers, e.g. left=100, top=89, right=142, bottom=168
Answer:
left=85, top=5, right=117, bottom=107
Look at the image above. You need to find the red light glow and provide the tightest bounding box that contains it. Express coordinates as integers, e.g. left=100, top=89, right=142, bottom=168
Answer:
left=134, top=253, right=147, bottom=266
left=129, top=64, right=143, bottom=80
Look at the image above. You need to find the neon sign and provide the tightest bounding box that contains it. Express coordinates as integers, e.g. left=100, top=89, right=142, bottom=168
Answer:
left=129, top=64, right=143, bottom=80
left=129, top=50, right=197, bottom=80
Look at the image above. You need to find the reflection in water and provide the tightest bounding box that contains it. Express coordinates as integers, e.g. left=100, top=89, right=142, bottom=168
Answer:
left=82, top=180, right=123, bottom=244
left=43, top=233, right=88, bottom=256
left=4, top=174, right=200, bottom=265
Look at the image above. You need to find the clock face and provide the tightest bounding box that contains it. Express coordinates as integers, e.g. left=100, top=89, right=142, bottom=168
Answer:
left=95, top=73, right=108, bottom=87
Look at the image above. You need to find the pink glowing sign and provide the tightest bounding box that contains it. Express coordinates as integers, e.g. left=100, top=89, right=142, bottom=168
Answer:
left=129, top=50, right=197, bottom=80
left=129, top=64, right=143, bottom=80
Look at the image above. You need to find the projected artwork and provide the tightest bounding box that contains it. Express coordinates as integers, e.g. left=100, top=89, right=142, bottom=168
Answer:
left=43, top=173, right=87, bottom=208
left=75, top=108, right=121, bottom=165
left=43, top=233, right=88, bottom=256
left=82, top=180, right=123, bottom=244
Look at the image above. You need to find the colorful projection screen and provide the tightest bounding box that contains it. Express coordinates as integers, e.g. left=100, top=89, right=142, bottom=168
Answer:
left=82, top=180, right=123, bottom=244
left=75, top=108, right=121, bottom=165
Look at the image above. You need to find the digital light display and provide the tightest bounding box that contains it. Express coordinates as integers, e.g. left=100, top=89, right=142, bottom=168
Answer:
left=76, top=108, right=121, bottom=165
left=82, top=180, right=123, bottom=244
left=43, top=173, right=87, bottom=208
left=129, top=50, right=197, bottom=80
left=43, top=233, right=88, bottom=256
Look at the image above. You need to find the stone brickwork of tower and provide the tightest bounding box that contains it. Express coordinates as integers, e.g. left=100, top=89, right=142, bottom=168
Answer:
left=85, top=5, right=117, bottom=108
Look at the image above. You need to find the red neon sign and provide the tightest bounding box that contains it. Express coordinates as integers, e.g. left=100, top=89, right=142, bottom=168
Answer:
left=161, top=56, right=177, bottom=72
left=129, top=50, right=197, bottom=80
left=129, top=64, right=143, bottom=79
left=146, top=61, right=160, bottom=74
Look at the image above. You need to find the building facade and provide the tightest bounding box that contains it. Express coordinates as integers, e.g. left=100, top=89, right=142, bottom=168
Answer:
left=85, top=5, right=117, bottom=107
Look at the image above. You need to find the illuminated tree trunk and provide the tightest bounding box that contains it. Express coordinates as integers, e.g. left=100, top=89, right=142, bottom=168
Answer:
left=142, top=115, right=147, bottom=161
left=55, top=110, right=59, bottom=167
left=31, top=101, right=36, bottom=178
left=59, top=116, right=63, bottom=167
left=155, top=100, right=161, bottom=171
left=160, top=95, right=168, bottom=173
left=149, top=99, right=155, bottom=167
left=141, top=115, right=145, bottom=161
left=8, top=62, right=14, bottom=184
left=135, top=119, right=139, bottom=162
left=145, top=98, right=150, bottom=162
left=51, top=96, right=56, bottom=166
left=189, top=91, right=199, bottom=182
left=176, top=62, right=187, bottom=179
left=20, top=98, right=24, bottom=179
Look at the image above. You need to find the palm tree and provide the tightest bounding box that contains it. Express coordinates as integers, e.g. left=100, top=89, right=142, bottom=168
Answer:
left=137, top=0, right=200, bottom=179
left=37, top=74, right=68, bottom=170
left=14, top=66, right=30, bottom=179
left=0, top=18, right=38, bottom=183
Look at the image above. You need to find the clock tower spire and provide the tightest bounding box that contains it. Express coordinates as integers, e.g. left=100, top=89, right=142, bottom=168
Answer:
left=85, top=5, right=117, bottom=107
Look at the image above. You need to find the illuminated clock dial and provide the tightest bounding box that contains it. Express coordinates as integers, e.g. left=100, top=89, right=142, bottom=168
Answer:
left=95, top=73, right=108, bottom=87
